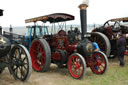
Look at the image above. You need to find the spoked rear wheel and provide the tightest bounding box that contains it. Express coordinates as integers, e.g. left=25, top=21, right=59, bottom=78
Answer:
left=9, top=45, right=32, bottom=81
left=30, top=39, right=51, bottom=72
left=68, top=53, right=86, bottom=79
left=90, top=51, right=108, bottom=74
left=89, top=32, right=111, bottom=57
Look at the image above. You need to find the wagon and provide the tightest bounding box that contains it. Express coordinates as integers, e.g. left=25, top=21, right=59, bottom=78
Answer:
left=92, top=17, right=128, bottom=58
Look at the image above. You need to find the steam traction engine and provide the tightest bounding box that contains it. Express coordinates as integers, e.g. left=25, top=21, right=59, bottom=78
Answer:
left=25, top=3, right=108, bottom=79
left=0, top=9, right=32, bottom=81
left=91, top=17, right=128, bottom=58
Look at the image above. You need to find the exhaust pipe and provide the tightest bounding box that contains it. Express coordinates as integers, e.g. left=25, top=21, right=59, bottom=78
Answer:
left=79, top=0, right=89, bottom=39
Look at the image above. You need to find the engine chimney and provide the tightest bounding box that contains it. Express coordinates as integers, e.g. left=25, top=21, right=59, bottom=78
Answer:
left=79, top=0, right=89, bottom=39
left=0, top=9, right=4, bottom=16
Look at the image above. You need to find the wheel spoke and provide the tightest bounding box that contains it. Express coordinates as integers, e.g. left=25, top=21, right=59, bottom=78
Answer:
left=100, top=63, right=105, bottom=68
left=19, top=49, right=23, bottom=59
left=37, top=43, right=41, bottom=51
left=15, top=68, right=18, bottom=77
left=40, top=58, right=44, bottom=66
left=21, top=66, right=26, bottom=79
left=31, top=49, right=38, bottom=53
left=22, top=55, right=27, bottom=63
left=23, top=65, right=27, bottom=71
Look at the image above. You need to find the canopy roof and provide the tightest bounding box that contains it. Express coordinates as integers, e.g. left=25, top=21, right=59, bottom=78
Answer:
left=109, top=17, right=128, bottom=22
left=25, top=13, right=74, bottom=23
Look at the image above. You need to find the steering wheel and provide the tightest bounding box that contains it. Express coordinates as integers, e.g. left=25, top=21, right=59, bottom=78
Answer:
left=103, top=21, right=110, bottom=28
left=113, top=21, right=121, bottom=31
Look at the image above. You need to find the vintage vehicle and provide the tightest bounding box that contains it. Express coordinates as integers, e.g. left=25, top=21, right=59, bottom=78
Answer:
left=91, top=17, right=128, bottom=58
left=0, top=9, right=32, bottom=81
left=23, top=5, right=108, bottom=79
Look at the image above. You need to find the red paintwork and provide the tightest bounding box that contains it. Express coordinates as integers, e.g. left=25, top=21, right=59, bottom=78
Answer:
left=125, top=50, right=128, bottom=55
left=43, top=31, right=79, bottom=62
left=44, top=30, right=98, bottom=69
left=52, top=51, right=62, bottom=61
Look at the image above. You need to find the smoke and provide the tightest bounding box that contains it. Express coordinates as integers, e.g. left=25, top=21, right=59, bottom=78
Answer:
left=82, top=0, right=89, bottom=6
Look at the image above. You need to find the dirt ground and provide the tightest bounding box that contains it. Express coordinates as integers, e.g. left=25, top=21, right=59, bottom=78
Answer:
left=0, top=64, right=73, bottom=85
left=0, top=56, right=128, bottom=85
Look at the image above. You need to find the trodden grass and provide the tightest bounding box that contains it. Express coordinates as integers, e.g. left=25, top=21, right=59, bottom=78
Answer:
left=54, top=56, right=128, bottom=85
left=0, top=56, right=128, bottom=85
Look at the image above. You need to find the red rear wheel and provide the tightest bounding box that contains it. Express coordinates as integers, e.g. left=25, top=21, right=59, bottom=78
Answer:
left=68, top=53, right=86, bottom=79
left=90, top=51, right=108, bottom=74
left=30, top=39, right=51, bottom=72
left=89, top=32, right=111, bottom=57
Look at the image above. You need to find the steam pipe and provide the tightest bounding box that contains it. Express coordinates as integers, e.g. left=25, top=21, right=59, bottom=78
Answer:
left=79, top=2, right=88, bottom=39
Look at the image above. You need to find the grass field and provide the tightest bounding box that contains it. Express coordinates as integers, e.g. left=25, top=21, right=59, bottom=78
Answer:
left=0, top=56, right=128, bottom=85
left=54, top=57, right=128, bottom=85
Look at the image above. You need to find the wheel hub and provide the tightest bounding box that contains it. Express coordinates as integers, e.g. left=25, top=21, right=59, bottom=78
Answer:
left=37, top=52, right=42, bottom=59
left=74, top=63, right=80, bottom=69
left=14, top=59, right=24, bottom=66
left=97, top=60, right=101, bottom=66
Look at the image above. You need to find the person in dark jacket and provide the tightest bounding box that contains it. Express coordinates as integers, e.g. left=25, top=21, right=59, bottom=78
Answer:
left=117, top=34, right=126, bottom=66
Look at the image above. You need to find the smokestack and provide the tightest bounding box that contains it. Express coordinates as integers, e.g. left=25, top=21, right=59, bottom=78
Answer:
left=79, top=0, right=89, bottom=39
left=0, top=9, right=4, bottom=16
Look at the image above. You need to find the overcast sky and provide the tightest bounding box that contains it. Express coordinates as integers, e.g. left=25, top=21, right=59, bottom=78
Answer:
left=0, top=0, right=128, bottom=27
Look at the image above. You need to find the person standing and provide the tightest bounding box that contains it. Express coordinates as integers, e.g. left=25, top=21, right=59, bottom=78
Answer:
left=93, top=42, right=100, bottom=52
left=92, top=42, right=100, bottom=70
left=9, top=24, right=13, bottom=32
left=117, top=34, right=126, bottom=66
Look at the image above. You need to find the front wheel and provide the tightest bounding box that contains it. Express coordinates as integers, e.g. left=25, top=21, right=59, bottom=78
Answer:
left=90, top=51, right=108, bottom=74
left=9, top=44, right=32, bottom=81
left=68, top=53, right=86, bottom=79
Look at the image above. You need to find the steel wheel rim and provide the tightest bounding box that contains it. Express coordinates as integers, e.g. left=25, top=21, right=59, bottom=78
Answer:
left=90, top=52, right=106, bottom=74
left=10, top=46, right=29, bottom=80
left=30, top=40, right=46, bottom=71
left=68, top=55, right=84, bottom=78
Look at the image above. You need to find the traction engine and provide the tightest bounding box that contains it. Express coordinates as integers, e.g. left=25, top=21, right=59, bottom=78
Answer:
left=0, top=9, right=32, bottom=81
left=28, top=2, right=108, bottom=79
